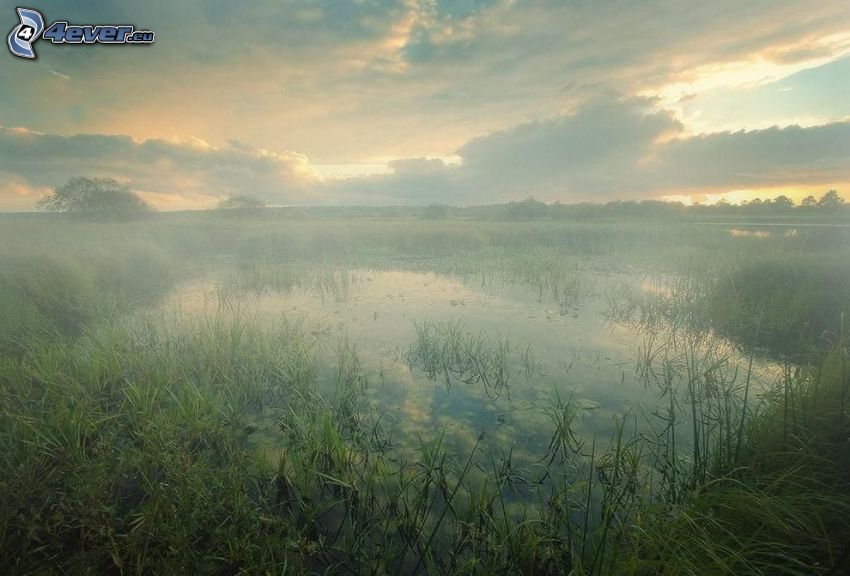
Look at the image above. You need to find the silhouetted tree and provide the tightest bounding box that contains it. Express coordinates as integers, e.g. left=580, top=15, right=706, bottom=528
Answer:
left=772, top=195, right=794, bottom=209
left=817, top=190, right=845, bottom=209
left=38, top=177, right=149, bottom=216
left=801, top=195, right=818, bottom=207
left=501, top=196, right=551, bottom=220
left=421, top=204, right=451, bottom=219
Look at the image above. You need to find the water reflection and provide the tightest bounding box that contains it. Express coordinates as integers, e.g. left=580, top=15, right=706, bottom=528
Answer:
left=162, top=268, right=781, bottom=462
left=729, top=228, right=772, bottom=238
left=727, top=227, right=800, bottom=238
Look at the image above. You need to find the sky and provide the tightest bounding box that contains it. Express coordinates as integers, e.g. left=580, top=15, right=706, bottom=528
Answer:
left=1, top=0, right=849, bottom=210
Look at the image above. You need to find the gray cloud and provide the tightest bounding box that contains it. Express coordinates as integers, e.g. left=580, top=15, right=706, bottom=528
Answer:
left=328, top=99, right=850, bottom=204
left=658, top=123, right=850, bottom=188
left=3, top=0, right=848, bottom=163
left=320, top=157, right=461, bottom=205
left=1, top=98, right=848, bottom=210
left=456, top=100, right=680, bottom=200
left=0, top=127, right=319, bottom=207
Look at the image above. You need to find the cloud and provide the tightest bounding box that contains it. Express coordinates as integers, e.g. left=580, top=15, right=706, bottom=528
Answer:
left=0, top=174, right=52, bottom=211
left=321, top=157, right=461, bottom=204
left=3, top=1, right=848, bottom=165
left=324, top=98, right=850, bottom=205
left=47, top=69, right=71, bottom=81
left=0, top=127, right=322, bottom=209
left=657, top=122, right=850, bottom=188
left=1, top=99, right=847, bottom=210
left=455, top=99, right=681, bottom=200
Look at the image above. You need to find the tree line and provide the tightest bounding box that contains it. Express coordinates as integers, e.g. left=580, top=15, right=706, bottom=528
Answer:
left=33, top=176, right=846, bottom=220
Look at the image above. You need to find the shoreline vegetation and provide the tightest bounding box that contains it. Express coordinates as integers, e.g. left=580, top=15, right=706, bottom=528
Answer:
left=5, top=190, right=850, bottom=222
left=1, top=206, right=848, bottom=574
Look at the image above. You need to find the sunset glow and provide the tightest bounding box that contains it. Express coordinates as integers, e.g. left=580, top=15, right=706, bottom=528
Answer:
left=2, top=1, right=848, bottom=209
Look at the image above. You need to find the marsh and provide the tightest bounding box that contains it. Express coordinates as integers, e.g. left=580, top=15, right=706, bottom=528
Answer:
left=1, top=209, right=848, bottom=574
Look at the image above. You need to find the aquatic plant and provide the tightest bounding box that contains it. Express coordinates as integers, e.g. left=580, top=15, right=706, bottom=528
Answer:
left=1, top=212, right=848, bottom=574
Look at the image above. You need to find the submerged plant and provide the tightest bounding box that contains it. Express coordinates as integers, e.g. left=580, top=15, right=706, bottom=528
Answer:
left=405, top=319, right=512, bottom=400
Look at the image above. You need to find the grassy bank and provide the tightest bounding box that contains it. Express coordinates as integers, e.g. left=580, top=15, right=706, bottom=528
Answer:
left=0, top=213, right=848, bottom=574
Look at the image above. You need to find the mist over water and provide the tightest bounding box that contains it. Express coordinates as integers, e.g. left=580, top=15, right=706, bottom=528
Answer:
left=1, top=213, right=847, bottom=574
left=161, top=257, right=784, bottom=464
left=3, top=0, right=850, bottom=570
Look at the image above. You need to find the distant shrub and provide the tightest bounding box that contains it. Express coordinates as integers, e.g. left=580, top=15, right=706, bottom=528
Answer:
left=421, top=203, right=451, bottom=219
left=38, top=177, right=150, bottom=218
left=217, top=194, right=266, bottom=210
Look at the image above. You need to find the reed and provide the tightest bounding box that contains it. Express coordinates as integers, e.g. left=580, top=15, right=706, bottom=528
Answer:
left=1, top=213, right=848, bottom=574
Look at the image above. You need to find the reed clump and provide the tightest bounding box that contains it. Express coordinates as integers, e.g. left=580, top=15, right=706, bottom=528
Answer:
left=1, top=213, right=848, bottom=574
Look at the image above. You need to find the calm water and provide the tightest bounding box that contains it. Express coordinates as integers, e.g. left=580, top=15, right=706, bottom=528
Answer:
left=162, top=268, right=782, bottom=463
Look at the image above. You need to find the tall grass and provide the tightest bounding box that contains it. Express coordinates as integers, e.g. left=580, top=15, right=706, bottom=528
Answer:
left=406, top=319, right=513, bottom=400
left=1, top=213, right=848, bottom=573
